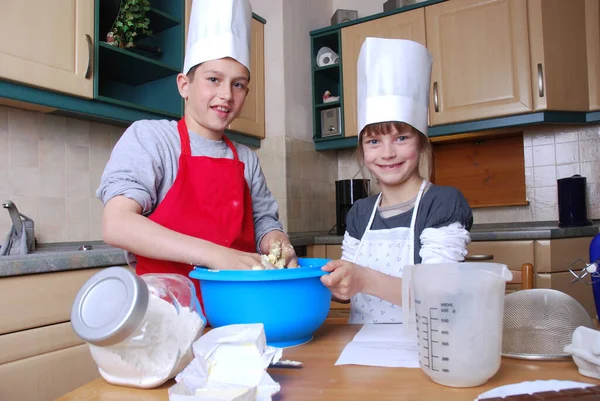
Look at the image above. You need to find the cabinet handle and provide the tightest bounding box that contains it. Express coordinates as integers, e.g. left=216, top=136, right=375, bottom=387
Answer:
left=433, top=82, right=439, bottom=112
left=85, top=34, right=93, bottom=79
left=537, top=63, right=544, bottom=98
left=465, top=254, right=494, bottom=261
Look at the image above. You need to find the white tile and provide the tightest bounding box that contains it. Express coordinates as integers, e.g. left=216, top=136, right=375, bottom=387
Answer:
left=65, top=118, right=90, bottom=146
left=89, top=122, right=113, bottom=149
left=555, top=142, right=579, bottom=165
left=525, top=167, right=534, bottom=188
left=581, top=162, right=600, bottom=183
left=554, top=129, right=579, bottom=144
left=39, top=114, right=66, bottom=143
left=38, top=170, right=65, bottom=198
left=523, top=146, right=533, bottom=167
left=556, top=163, right=581, bottom=180
left=589, top=203, right=600, bottom=220
left=518, top=205, right=534, bottom=222
left=66, top=144, right=90, bottom=172
left=587, top=183, right=599, bottom=206
left=39, top=198, right=66, bottom=226
left=533, top=144, right=555, bottom=166
left=9, top=167, right=38, bottom=196
left=37, top=224, right=66, bottom=243
left=66, top=170, right=90, bottom=199
left=89, top=198, right=104, bottom=226
left=533, top=165, right=556, bottom=187
left=9, top=138, right=38, bottom=168
left=39, top=139, right=65, bottom=171
left=531, top=132, right=555, bottom=146
left=580, top=140, right=600, bottom=163
left=522, top=134, right=533, bottom=147
left=534, top=186, right=557, bottom=209
left=496, top=207, right=520, bottom=223
left=535, top=206, right=558, bottom=221
left=8, top=108, right=38, bottom=140
left=578, top=125, right=600, bottom=141
left=473, top=208, right=499, bottom=224
left=66, top=224, right=90, bottom=241
left=66, top=198, right=90, bottom=225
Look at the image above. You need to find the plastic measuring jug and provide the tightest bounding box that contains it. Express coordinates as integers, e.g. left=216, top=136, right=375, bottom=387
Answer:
left=402, top=262, right=512, bottom=388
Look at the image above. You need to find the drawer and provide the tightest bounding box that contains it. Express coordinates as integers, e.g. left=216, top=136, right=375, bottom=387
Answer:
left=467, top=240, right=534, bottom=271
left=536, top=271, right=597, bottom=320
left=0, top=344, right=98, bottom=401
left=0, top=268, right=104, bottom=335
left=535, top=237, right=594, bottom=273
left=0, top=322, right=84, bottom=365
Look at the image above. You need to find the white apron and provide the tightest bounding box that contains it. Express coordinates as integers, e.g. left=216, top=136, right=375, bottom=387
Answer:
left=349, top=180, right=427, bottom=324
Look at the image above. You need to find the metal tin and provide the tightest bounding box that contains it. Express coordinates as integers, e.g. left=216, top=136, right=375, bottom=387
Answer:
left=71, top=266, right=149, bottom=346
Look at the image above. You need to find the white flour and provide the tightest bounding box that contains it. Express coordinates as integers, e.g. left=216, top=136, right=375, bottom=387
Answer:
left=89, top=294, right=204, bottom=388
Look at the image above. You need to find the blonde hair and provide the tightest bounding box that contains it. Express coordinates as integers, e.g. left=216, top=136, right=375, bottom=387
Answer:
left=356, top=122, right=432, bottom=181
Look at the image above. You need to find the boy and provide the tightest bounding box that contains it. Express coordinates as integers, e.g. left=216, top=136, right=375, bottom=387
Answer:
left=97, top=0, right=296, bottom=305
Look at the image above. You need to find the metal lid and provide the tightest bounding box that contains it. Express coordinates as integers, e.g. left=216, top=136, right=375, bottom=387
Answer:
left=71, top=266, right=149, bottom=346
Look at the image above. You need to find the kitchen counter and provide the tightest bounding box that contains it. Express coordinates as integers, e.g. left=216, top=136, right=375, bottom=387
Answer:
left=1, top=222, right=598, bottom=278
left=56, top=324, right=600, bottom=401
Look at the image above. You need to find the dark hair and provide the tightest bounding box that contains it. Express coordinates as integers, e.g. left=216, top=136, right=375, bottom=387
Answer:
left=356, top=121, right=432, bottom=181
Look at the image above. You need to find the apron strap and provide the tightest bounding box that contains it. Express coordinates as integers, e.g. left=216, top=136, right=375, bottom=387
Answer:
left=177, top=119, right=192, bottom=157
left=408, top=180, right=428, bottom=265
left=223, top=135, right=240, bottom=161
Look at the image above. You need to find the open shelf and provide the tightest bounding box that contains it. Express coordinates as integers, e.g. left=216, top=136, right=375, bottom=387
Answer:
left=98, top=42, right=179, bottom=86
left=314, top=64, right=340, bottom=72
left=148, top=7, right=181, bottom=35
left=315, top=101, right=341, bottom=109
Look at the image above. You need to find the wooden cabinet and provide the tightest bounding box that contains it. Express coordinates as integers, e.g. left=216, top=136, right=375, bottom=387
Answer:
left=0, top=1, right=94, bottom=99
left=341, top=9, right=427, bottom=138
left=426, top=0, right=589, bottom=126
left=586, top=0, right=600, bottom=111
left=229, top=18, right=266, bottom=139
left=425, top=0, right=532, bottom=126
left=0, top=267, right=110, bottom=401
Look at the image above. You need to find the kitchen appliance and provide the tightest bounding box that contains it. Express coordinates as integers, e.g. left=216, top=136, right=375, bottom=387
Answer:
left=321, top=107, right=342, bottom=138
left=335, top=179, right=370, bottom=235
left=330, top=9, right=358, bottom=25
left=557, top=175, right=593, bottom=227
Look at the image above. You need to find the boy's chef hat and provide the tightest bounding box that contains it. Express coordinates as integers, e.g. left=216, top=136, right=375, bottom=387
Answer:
left=357, top=37, right=433, bottom=137
left=183, top=0, right=252, bottom=75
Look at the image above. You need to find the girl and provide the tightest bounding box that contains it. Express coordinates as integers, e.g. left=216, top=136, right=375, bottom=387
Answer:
left=321, top=38, right=473, bottom=324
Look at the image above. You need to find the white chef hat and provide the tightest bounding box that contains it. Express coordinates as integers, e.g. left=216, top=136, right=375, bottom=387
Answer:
left=183, top=0, right=252, bottom=75
left=357, top=37, right=433, bottom=137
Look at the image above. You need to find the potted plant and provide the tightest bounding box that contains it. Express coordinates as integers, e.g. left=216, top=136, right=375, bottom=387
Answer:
left=107, top=0, right=153, bottom=49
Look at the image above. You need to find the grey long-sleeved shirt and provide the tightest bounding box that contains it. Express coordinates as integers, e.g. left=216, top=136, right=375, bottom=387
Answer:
left=96, top=119, right=283, bottom=259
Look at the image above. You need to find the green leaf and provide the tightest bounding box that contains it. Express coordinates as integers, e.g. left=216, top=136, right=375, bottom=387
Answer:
left=116, top=21, right=124, bottom=27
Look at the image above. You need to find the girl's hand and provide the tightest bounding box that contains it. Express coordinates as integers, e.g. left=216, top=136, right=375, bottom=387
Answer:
left=320, top=260, right=366, bottom=301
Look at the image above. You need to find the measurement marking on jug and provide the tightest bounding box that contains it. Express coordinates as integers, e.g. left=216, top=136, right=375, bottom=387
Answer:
left=421, top=314, right=430, bottom=369
left=429, top=308, right=439, bottom=372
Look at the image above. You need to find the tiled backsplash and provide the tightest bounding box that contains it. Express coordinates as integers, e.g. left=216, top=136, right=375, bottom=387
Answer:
left=0, top=105, right=123, bottom=243
left=337, top=124, right=600, bottom=225
left=286, top=138, right=337, bottom=233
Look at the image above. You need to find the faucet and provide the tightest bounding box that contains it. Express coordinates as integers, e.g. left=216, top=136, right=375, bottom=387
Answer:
left=2, top=200, right=35, bottom=253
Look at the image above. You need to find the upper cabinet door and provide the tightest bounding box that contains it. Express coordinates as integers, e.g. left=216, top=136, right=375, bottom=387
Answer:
left=426, top=0, right=532, bottom=126
left=229, top=18, right=266, bottom=139
left=0, top=1, right=94, bottom=99
left=586, top=0, right=600, bottom=111
left=341, top=9, right=426, bottom=138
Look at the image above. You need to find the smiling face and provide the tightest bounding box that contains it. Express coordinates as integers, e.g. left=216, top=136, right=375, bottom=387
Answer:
left=359, top=122, right=428, bottom=192
left=177, top=58, right=250, bottom=140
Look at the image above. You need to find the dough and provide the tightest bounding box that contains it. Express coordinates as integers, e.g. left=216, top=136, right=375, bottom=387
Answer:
left=252, top=241, right=295, bottom=270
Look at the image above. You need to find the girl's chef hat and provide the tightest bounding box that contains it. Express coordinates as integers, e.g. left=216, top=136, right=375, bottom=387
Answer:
left=357, top=37, right=433, bottom=137
left=183, top=0, right=252, bottom=75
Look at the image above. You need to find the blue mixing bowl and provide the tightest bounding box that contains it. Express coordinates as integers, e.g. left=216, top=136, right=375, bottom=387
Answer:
left=189, top=258, right=332, bottom=347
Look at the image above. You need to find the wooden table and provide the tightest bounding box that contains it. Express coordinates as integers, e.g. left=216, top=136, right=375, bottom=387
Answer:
left=57, top=324, right=600, bottom=401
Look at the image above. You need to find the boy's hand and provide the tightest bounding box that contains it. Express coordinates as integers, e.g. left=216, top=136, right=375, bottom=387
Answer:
left=320, top=260, right=365, bottom=301
left=205, top=247, right=262, bottom=270
left=259, top=230, right=298, bottom=268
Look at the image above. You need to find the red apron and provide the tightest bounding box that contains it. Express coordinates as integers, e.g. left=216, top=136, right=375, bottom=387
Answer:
left=135, top=118, right=256, bottom=313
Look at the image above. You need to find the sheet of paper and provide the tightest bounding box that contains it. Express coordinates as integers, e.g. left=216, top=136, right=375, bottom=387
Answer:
left=335, top=324, right=420, bottom=368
